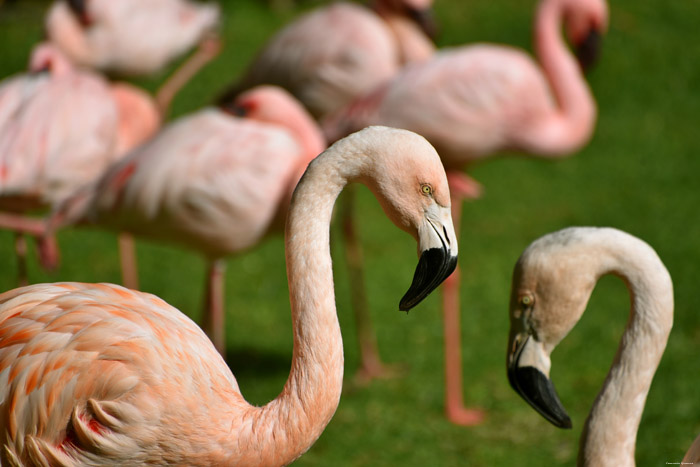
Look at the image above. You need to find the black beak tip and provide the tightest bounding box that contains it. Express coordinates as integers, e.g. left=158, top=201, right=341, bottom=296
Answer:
left=508, top=365, right=572, bottom=429
left=575, top=29, right=602, bottom=72
left=399, top=248, right=457, bottom=311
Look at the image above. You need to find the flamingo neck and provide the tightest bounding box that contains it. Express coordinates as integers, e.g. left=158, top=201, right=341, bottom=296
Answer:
left=533, top=0, right=596, bottom=152
left=577, top=230, right=673, bottom=466
left=233, top=134, right=373, bottom=465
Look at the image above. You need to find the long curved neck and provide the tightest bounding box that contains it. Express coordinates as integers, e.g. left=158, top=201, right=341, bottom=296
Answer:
left=533, top=0, right=596, bottom=153
left=578, top=230, right=673, bottom=466
left=233, top=135, right=371, bottom=465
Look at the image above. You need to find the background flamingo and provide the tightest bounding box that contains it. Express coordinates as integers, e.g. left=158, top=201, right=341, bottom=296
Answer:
left=322, top=0, right=607, bottom=424
left=506, top=227, right=673, bottom=465
left=0, top=43, right=159, bottom=286
left=0, top=126, right=457, bottom=465
left=45, top=0, right=222, bottom=115
left=52, top=86, right=325, bottom=354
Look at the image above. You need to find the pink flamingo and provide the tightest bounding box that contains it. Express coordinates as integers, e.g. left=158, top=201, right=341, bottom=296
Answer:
left=52, top=86, right=326, bottom=354
left=223, top=0, right=436, bottom=121
left=0, top=126, right=458, bottom=465
left=323, top=0, right=608, bottom=424
left=220, top=0, right=436, bottom=382
left=0, top=43, right=160, bottom=286
left=45, top=0, right=222, bottom=114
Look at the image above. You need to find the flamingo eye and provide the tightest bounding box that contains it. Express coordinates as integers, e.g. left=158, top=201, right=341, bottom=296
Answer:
left=520, top=295, right=534, bottom=308
left=421, top=184, right=433, bottom=195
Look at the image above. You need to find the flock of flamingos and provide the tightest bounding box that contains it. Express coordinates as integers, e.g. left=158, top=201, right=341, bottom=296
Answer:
left=0, top=0, right=695, bottom=464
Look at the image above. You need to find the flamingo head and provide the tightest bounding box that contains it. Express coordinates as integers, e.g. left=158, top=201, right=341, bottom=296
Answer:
left=375, top=0, right=438, bottom=40
left=563, top=0, right=609, bottom=71
left=66, top=0, right=94, bottom=27
left=506, top=228, right=604, bottom=429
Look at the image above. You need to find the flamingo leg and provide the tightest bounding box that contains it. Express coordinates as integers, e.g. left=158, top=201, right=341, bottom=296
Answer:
left=442, top=170, right=485, bottom=426
left=118, top=232, right=139, bottom=290
left=155, top=34, right=222, bottom=117
left=0, top=212, right=56, bottom=285
left=340, top=186, right=398, bottom=384
left=203, top=258, right=226, bottom=356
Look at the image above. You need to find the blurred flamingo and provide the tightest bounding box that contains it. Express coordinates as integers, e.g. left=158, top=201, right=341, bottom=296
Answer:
left=0, top=43, right=159, bottom=286
left=0, top=126, right=457, bottom=465
left=45, top=0, right=222, bottom=115
left=323, top=0, right=608, bottom=423
left=221, top=0, right=436, bottom=121
left=52, top=86, right=326, bottom=354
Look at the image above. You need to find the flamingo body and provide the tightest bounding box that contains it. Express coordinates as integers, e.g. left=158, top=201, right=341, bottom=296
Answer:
left=45, top=0, right=220, bottom=76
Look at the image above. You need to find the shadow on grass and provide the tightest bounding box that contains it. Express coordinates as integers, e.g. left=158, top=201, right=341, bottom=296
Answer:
left=225, top=346, right=291, bottom=378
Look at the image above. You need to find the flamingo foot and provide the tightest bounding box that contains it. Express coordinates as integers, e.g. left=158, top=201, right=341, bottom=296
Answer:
left=445, top=404, right=486, bottom=426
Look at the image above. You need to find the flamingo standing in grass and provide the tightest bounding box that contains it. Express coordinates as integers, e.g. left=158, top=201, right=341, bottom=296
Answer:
left=322, top=0, right=607, bottom=424
left=506, top=227, right=675, bottom=465
left=51, top=86, right=326, bottom=355
left=0, top=43, right=160, bottom=286
left=0, top=126, right=458, bottom=465
left=45, top=0, right=222, bottom=115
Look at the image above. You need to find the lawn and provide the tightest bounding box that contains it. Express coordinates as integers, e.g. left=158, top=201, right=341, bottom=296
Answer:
left=1, top=0, right=699, bottom=464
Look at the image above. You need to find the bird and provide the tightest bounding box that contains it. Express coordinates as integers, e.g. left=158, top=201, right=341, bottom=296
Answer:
left=0, top=125, right=458, bottom=465
left=221, top=0, right=436, bottom=122
left=51, top=86, right=326, bottom=355
left=0, top=43, right=160, bottom=286
left=321, top=0, right=607, bottom=424
left=506, top=227, right=674, bottom=466
left=44, top=0, right=222, bottom=115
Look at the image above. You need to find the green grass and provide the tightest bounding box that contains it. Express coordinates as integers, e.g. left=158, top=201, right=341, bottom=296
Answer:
left=2, top=0, right=700, bottom=464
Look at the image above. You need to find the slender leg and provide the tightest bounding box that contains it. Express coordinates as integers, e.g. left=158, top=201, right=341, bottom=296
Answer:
left=14, top=233, right=28, bottom=287
left=155, top=34, right=222, bottom=116
left=118, top=232, right=139, bottom=290
left=341, top=186, right=398, bottom=384
left=203, top=259, right=226, bottom=356
left=442, top=171, right=485, bottom=426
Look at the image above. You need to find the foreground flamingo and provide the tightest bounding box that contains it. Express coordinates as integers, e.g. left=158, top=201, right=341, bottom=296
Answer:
left=45, top=0, right=221, bottom=114
left=323, top=0, right=607, bottom=423
left=506, top=227, right=673, bottom=465
left=0, top=43, right=159, bottom=286
left=0, top=126, right=458, bottom=465
left=52, top=86, right=326, bottom=354
left=223, top=0, right=436, bottom=121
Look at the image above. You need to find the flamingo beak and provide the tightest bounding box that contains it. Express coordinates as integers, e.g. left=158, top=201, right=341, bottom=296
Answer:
left=507, top=333, right=572, bottom=429
left=399, top=204, right=457, bottom=311
left=67, top=0, right=93, bottom=27
left=575, top=28, right=602, bottom=72
left=407, top=7, right=439, bottom=41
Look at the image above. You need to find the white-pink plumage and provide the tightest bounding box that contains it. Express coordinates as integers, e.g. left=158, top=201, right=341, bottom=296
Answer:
left=54, top=86, right=326, bottom=353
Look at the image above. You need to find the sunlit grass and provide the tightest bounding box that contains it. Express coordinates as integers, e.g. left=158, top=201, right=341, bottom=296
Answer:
left=1, top=0, right=699, bottom=464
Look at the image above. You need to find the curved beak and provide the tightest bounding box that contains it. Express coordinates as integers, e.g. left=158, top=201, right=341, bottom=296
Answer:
left=575, top=28, right=602, bottom=72
left=67, top=0, right=93, bottom=27
left=399, top=204, right=457, bottom=311
left=507, top=332, right=572, bottom=429
left=406, top=7, right=439, bottom=41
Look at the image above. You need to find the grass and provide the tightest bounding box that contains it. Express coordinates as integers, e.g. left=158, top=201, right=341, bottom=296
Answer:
left=1, top=0, right=700, bottom=464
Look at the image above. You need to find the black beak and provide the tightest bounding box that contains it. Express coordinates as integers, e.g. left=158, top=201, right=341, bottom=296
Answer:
left=575, top=29, right=602, bottom=72
left=399, top=246, right=457, bottom=311
left=507, top=337, right=572, bottom=429
left=406, top=7, right=439, bottom=42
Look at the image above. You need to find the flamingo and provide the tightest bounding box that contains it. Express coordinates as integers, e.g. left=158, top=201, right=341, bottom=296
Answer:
left=44, top=0, right=222, bottom=114
left=506, top=227, right=674, bottom=465
left=0, top=126, right=458, bottom=465
left=51, top=86, right=326, bottom=355
left=0, top=43, right=160, bottom=286
left=221, top=0, right=436, bottom=121
left=322, top=0, right=607, bottom=424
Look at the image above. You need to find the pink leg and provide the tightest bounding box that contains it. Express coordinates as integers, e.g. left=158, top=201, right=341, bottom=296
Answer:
left=118, top=232, right=139, bottom=290
left=341, top=186, right=400, bottom=384
left=0, top=212, right=56, bottom=285
left=155, top=34, right=222, bottom=116
left=442, top=171, right=485, bottom=426
left=202, top=259, right=226, bottom=356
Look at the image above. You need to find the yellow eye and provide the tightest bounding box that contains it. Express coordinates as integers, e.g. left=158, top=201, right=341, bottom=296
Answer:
left=520, top=295, right=533, bottom=307
left=421, top=184, right=433, bottom=195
